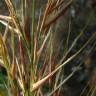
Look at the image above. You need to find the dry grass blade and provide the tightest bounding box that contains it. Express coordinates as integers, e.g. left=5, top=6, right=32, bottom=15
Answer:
left=31, top=31, right=96, bottom=91
left=0, top=59, right=4, bottom=67
left=3, top=20, right=9, bottom=42
left=48, top=69, right=77, bottom=96
left=80, top=81, right=90, bottom=96
left=0, top=15, right=12, bottom=21
left=37, top=27, right=51, bottom=56
left=40, top=0, right=63, bottom=31
left=47, top=0, right=65, bottom=14
left=0, top=20, right=21, bottom=36
left=41, top=0, right=72, bottom=30
left=5, top=0, right=23, bottom=38
left=0, top=33, right=10, bottom=69
left=91, top=86, right=96, bottom=96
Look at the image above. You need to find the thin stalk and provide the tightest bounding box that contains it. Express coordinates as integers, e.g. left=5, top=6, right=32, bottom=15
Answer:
left=30, top=0, right=36, bottom=94
left=31, top=31, right=96, bottom=91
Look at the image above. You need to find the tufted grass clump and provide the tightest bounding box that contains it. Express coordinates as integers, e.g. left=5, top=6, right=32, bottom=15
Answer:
left=0, top=0, right=96, bottom=96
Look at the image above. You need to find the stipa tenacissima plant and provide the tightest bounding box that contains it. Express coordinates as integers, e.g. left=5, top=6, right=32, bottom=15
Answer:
left=0, top=0, right=96, bottom=96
